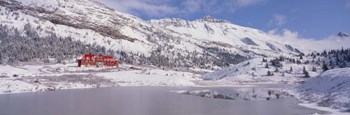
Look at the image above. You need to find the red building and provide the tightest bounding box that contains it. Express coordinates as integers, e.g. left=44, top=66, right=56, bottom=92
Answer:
left=77, top=54, right=119, bottom=67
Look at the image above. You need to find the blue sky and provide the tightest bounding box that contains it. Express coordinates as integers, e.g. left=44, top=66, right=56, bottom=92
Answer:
left=100, top=0, right=350, bottom=39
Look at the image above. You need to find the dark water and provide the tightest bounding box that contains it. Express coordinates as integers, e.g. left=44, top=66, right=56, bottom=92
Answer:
left=0, top=87, right=322, bottom=115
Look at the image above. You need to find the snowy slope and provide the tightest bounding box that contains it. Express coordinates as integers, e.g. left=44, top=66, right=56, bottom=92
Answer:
left=0, top=0, right=302, bottom=69
left=0, top=0, right=156, bottom=54
left=204, top=58, right=288, bottom=83
left=149, top=17, right=301, bottom=55
left=202, top=55, right=323, bottom=84
left=297, top=68, right=350, bottom=111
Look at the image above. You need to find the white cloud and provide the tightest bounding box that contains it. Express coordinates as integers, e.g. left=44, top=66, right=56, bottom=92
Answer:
left=270, top=14, right=287, bottom=26
left=100, top=0, right=267, bottom=18
left=268, top=29, right=350, bottom=52
left=181, top=0, right=202, bottom=13
left=100, top=0, right=179, bottom=17
left=235, top=0, right=267, bottom=7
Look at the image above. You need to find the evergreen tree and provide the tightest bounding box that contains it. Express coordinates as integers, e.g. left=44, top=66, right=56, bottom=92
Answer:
left=312, top=66, right=317, bottom=72
left=302, top=66, right=310, bottom=78
left=267, top=70, right=273, bottom=76
left=278, top=56, right=285, bottom=61
left=304, top=71, right=310, bottom=78
left=262, top=58, right=267, bottom=62
left=271, top=59, right=283, bottom=67
left=322, top=50, right=327, bottom=56
left=296, top=60, right=301, bottom=64
left=265, top=63, right=269, bottom=68
left=322, top=62, right=329, bottom=71
left=0, top=50, right=2, bottom=64
left=0, top=24, right=109, bottom=64
left=0, top=53, right=2, bottom=64
left=252, top=67, right=256, bottom=71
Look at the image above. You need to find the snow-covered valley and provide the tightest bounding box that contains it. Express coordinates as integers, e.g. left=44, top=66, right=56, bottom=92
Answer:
left=0, top=54, right=321, bottom=95
left=0, top=62, right=327, bottom=115
left=1, top=56, right=350, bottom=114
left=0, top=0, right=350, bottom=114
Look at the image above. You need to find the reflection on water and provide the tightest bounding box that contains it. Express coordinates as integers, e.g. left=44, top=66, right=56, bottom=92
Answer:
left=174, top=87, right=292, bottom=101
left=0, top=87, right=323, bottom=115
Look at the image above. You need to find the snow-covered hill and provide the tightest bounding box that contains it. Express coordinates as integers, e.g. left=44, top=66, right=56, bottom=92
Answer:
left=150, top=16, right=301, bottom=55
left=0, top=0, right=301, bottom=68
left=338, top=32, right=349, bottom=37
left=297, top=68, right=350, bottom=111
left=201, top=48, right=350, bottom=112
left=202, top=56, right=320, bottom=84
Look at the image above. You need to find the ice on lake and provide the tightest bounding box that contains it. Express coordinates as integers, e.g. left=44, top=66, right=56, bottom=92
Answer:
left=0, top=87, right=325, bottom=115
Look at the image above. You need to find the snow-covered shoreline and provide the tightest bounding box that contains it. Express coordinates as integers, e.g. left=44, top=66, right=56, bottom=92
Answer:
left=1, top=63, right=350, bottom=114
left=0, top=63, right=201, bottom=94
left=296, top=68, right=350, bottom=112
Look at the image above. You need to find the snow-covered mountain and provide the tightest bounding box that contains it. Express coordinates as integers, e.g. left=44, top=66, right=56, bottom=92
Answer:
left=149, top=16, right=301, bottom=54
left=338, top=32, right=349, bottom=37
left=0, top=0, right=301, bottom=68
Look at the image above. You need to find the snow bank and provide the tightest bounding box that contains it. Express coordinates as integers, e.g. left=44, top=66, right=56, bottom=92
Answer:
left=97, top=69, right=198, bottom=86
left=202, top=58, right=302, bottom=84
left=202, top=58, right=262, bottom=80
left=0, top=65, right=37, bottom=76
left=0, top=63, right=200, bottom=94
left=297, top=68, right=350, bottom=112
left=0, top=79, right=41, bottom=94
left=174, top=87, right=288, bottom=101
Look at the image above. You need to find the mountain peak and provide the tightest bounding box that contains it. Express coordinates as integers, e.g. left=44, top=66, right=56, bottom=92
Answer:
left=338, top=32, right=349, bottom=37
left=199, top=15, right=229, bottom=23
left=203, top=15, right=215, bottom=22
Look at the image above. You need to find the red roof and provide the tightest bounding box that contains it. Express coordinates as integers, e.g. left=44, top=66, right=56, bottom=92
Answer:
left=103, top=56, right=113, bottom=59
left=81, top=54, right=117, bottom=60
left=78, top=53, right=119, bottom=67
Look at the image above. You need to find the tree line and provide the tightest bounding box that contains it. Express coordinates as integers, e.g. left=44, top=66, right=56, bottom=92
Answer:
left=0, top=23, right=111, bottom=64
left=0, top=23, right=248, bottom=69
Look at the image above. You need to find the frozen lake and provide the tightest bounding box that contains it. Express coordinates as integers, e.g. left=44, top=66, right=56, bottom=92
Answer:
left=0, top=87, right=323, bottom=115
